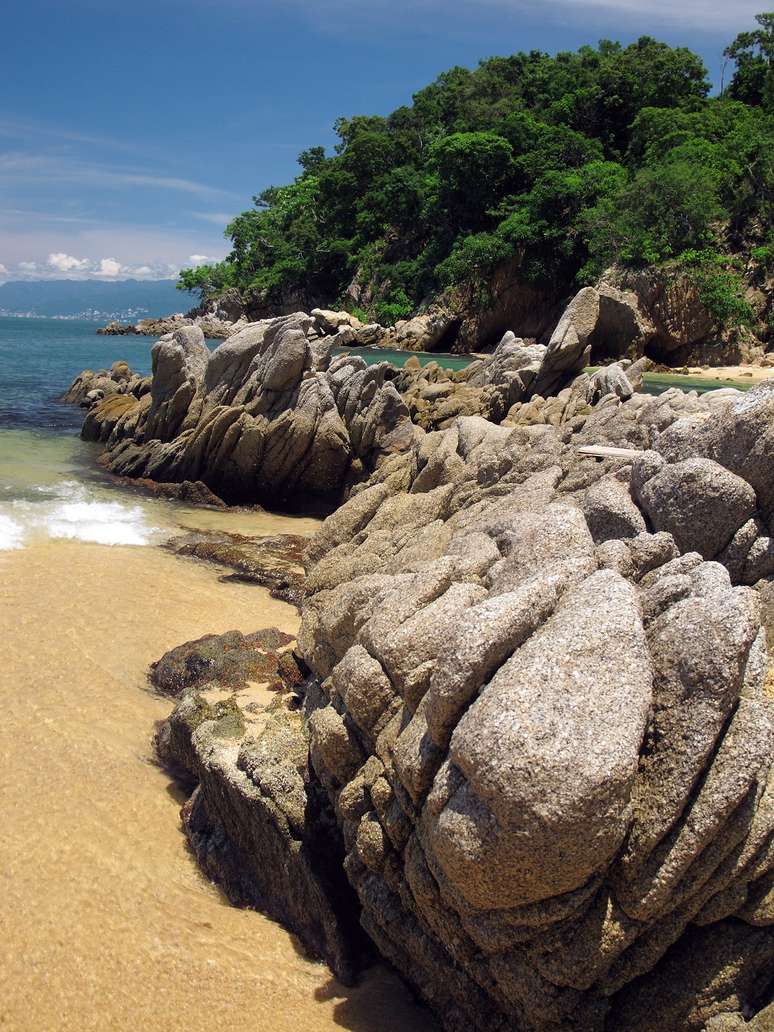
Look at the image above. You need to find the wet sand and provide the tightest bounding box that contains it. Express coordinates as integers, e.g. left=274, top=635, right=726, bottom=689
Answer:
left=0, top=537, right=435, bottom=1032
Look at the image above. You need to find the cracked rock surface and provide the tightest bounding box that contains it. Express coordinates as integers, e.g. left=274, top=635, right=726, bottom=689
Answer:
left=76, top=319, right=774, bottom=1030
left=296, top=384, right=774, bottom=1031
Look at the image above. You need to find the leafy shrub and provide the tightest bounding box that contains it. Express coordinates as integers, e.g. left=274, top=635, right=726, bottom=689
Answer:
left=373, top=288, right=414, bottom=326
left=677, top=249, right=754, bottom=329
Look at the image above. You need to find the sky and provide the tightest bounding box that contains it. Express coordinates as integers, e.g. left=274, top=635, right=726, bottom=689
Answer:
left=0, top=0, right=764, bottom=283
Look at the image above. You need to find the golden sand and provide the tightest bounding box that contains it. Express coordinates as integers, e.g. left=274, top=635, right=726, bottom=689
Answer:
left=0, top=536, right=434, bottom=1032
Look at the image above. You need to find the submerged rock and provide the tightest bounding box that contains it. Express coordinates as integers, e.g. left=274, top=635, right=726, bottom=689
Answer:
left=150, top=627, right=296, bottom=696
left=164, top=530, right=308, bottom=605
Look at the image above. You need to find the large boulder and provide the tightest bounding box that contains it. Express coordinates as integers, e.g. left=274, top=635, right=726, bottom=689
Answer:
left=635, top=456, right=757, bottom=560
left=292, top=415, right=774, bottom=1032
left=145, top=324, right=210, bottom=441
left=532, top=286, right=598, bottom=396
left=393, top=310, right=456, bottom=352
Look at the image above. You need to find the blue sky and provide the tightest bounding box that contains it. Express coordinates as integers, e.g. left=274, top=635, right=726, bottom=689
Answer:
left=0, top=0, right=763, bottom=282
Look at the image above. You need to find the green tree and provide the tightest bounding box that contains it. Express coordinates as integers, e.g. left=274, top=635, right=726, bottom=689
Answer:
left=430, top=131, right=514, bottom=230
left=177, top=20, right=772, bottom=328
left=726, top=12, right=774, bottom=108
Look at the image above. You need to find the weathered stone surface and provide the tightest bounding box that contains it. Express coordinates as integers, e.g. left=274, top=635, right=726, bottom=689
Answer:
left=164, top=530, right=308, bottom=605
left=154, top=631, right=362, bottom=984
left=635, top=457, right=757, bottom=559
left=145, top=324, right=210, bottom=441
left=393, top=310, right=456, bottom=352
left=68, top=302, right=774, bottom=1032
left=149, top=627, right=295, bottom=696
left=586, top=362, right=634, bottom=405
left=66, top=313, right=419, bottom=504
left=532, top=286, right=598, bottom=396
left=426, top=570, right=652, bottom=911
left=582, top=474, right=647, bottom=543
left=290, top=410, right=774, bottom=1032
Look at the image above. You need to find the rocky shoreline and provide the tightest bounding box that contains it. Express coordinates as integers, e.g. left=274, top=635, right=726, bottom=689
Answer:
left=97, top=311, right=245, bottom=340
left=99, top=259, right=773, bottom=367
left=65, top=301, right=774, bottom=1031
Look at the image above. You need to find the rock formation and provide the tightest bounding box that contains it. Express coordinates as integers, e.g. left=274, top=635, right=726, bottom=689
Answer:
left=69, top=304, right=774, bottom=1031
left=97, top=311, right=245, bottom=340
left=291, top=383, right=774, bottom=1031
left=68, top=310, right=624, bottom=506
left=151, top=382, right=773, bottom=1032
left=69, top=315, right=420, bottom=504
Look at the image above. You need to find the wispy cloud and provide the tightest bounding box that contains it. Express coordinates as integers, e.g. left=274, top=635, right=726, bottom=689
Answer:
left=191, top=211, right=236, bottom=226
left=0, top=152, right=235, bottom=199
left=480, top=0, right=761, bottom=30
left=0, top=118, right=146, bottom=155
left=0, top=207, right=97, bottom=225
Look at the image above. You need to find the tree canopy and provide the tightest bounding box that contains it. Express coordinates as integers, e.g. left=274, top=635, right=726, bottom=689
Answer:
left=180, top=15, right=774, bottom=328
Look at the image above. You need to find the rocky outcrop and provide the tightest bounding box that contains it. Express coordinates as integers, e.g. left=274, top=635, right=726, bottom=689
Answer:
left=553, top=269, right=767, bottom=368
left=291, top=384, right=774, bottom=1031
left=153, top=626, right=365, bottom=984
left=392, top=310, right=459, bottom=352
left=438, top=257, right=564, bottom=352
left=68, top=316, right=420, bottom=505
left=97, top=311, right=244, bottom=340
left=147, top=372, right=774, bottom=1032
left=69, top=298, right=774, bottom=1029
left=62, top=360, right=149, bottom=407
left=73, top=304, right=764, bottom=509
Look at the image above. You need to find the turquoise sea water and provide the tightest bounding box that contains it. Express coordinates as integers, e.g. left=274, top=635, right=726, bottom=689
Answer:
left=0, top=317, right=168, bottom=550
left=336, top=345, right=474, bottom=373
left=0, top=316, right=158, bottom=432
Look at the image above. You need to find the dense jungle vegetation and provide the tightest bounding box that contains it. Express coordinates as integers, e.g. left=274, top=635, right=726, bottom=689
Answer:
left=179, top=13, right=774, bottom=330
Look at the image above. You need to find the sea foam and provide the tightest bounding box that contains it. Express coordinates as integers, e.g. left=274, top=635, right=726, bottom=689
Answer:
left=0, top=512, right=25, bottom=550
left=45, top=498, right=154, bottom=546
left=2, top=481, right=161, bottom=549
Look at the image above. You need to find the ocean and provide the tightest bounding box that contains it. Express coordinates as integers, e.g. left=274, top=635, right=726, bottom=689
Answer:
left=0, top=316, right=169, bottom=550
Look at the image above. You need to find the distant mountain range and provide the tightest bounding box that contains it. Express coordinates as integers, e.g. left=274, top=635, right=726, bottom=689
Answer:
left=0, top=279, right=189, bottom=320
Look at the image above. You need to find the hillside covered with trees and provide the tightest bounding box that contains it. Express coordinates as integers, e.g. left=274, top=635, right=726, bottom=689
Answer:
left=179, top=13, right=774, bottom=346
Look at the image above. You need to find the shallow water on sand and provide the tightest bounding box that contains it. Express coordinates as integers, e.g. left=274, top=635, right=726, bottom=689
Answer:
left=0, top=429, right=323, bottom=551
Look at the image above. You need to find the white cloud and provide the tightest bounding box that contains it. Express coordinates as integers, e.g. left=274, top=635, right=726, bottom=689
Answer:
left=277, top=0, right=760, bottom=31
left=187, top=253, right=222, bottom=265
left=47, top=252, right=90, bottom=272
left=96, top=257, right=123, bottom=277
left=3, top=254, right=185, bottom=282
